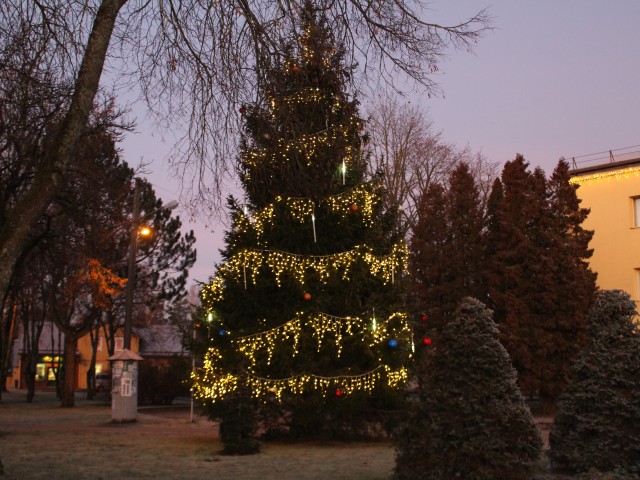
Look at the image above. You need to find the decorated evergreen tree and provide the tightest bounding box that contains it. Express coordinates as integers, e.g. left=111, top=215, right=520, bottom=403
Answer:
left=393, top=297, right=542, bottom=480
left=549, top=290, right=640, bottom=476
left=192, top=4, right=411, bottom=448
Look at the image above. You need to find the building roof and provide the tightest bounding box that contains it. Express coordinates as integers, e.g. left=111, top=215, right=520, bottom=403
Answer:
left=109, top=349, right=144, bottom=361
left=570, top=156, right=640, bottom=177
left=134, top=324, right=186, bottom=356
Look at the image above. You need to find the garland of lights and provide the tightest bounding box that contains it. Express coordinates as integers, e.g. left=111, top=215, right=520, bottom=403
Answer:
left=201, top=242, right=408, bottom=306
left=236, top=183, right=382, bottom=239
left=267, top=88, right=342, bottom=110
left=245, top=128, right=360, bottom=168
left=192, top=351, right=409, bottom=402
left=569, top=165, right=640, bottom=185
left=232, top=311, right=410, bottom=367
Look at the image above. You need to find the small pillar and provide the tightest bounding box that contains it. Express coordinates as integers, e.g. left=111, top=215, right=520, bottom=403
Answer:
left=109, top=349, right=144, bottom=422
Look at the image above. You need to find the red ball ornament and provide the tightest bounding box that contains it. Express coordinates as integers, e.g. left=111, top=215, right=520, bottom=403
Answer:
left=350, top=203, right=359, bottom=212
left=335, top=388, right=343, bottom=397
left=420, top=313, right=428, bottom=322
left=293, top=65, right=300, bottom=73
left=422, top=337, right=432, bottom=346
left=303, top=292, right=312, bottom=301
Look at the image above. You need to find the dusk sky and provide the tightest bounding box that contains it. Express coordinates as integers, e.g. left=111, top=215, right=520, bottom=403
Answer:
left=121, top=1, right=640, bottom=286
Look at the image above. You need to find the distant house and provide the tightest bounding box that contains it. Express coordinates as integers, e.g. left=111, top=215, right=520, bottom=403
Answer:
left=5, top=322, right=187, bottom=391
left=6, top=322, right=66, bottom=390
left=569, top=150, right=640, bottom=308
left=134, top=324, right=189, bottom=367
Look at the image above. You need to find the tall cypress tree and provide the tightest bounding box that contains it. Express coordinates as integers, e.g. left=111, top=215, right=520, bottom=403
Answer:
left=193, top=3, right=411, bottom=446
left=540, top=159, right=597, bottom=404
left=485, top=155, right=596, bottom=410
left=410, top=182, right=448, bottom=327
left=445, top=163, right=486, bottom=304
left=484, top=155, right=553, bottom=405
left=410, top=163, right=484, bottom=333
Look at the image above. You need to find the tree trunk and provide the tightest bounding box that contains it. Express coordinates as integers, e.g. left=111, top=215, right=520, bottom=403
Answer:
left=25, top=355, right=37, bottom=403
left=86, top=368, right=95, bottom=400
left=60, top=334, right=78, bottom=407
left=86, top=327, right=99, bottom=400
left=0, top=0, right=128, bottom=308
left=0, top=303, right=17, bottom=398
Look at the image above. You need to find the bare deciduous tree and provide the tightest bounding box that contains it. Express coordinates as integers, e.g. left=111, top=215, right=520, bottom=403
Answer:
left=0, top=0, right=491, bottom=310
left=366, top=96, right=499, bottom=236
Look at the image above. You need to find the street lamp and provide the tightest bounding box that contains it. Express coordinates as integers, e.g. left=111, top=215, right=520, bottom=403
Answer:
left=111, top=178, right=178, bottom=422
left=123, top=180, right=178, bottom=350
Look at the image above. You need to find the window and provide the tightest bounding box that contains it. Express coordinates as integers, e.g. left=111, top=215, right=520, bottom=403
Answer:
left=115, top=337, right=124, bottom=351
left=36, top=364, right=46, bottom=381
left=633, top=197, right=640, bottom=227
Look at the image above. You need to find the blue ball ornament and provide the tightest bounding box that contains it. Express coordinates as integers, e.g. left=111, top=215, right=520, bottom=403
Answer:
left=218, top=329, right=227, bottom=336
left=388, top=339, right=398, bottom=348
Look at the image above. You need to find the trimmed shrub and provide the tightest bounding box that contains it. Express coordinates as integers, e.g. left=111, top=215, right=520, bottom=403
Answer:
left=393, top=297, right=541, bottom=480
left=549, top=290, right=640, bottom=474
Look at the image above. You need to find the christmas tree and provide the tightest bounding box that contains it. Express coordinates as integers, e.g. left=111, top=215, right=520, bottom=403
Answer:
left=192, top=4, right=411, bottom=442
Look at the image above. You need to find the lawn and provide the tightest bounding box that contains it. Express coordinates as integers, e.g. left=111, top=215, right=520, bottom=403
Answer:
left=0, top=390, right=567, bottom=480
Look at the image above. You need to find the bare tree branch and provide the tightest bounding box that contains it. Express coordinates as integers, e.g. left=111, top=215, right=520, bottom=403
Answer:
left=366, top=94, right=498, bottom=237
left=0, top=0, right=491, bottom=305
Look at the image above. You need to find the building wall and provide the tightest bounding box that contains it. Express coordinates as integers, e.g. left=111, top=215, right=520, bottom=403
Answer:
left=6, top=327, right=139, bottom=391
left=571, top=162, right=640, bottom=306
left=76, top=330, right=139, bottom=390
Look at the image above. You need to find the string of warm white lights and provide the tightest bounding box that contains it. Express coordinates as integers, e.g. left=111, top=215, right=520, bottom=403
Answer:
left=200, top=243, right=408, bottom=307
left=192, top=353, right=409, bottom=402
left=232, top=311, right=410, bottom=366
left=569, top=165, right=640, bottom=185
left=244, top=127, right=360, bottom=168
left=235, top=183, right=382, bottom=239
left=267, top=88, right=341, bottom=109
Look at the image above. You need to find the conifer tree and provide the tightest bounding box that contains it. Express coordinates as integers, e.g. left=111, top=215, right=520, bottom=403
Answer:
left=193, top=4, right=411, bottom=447
left=393, top=297, right=542, bottom=480
left=540, top=158, right=597, bottom=402
left=410, top=162, right=484, bottom=332
left=485, top=155, right=596, bottom=409
left=410, top=182, right=448, bottom=325
left=484, top=157, right=546, bottom=358
left=549, top=290, right=640, bottom=475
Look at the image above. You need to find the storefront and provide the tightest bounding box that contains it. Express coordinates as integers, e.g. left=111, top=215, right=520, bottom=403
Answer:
left=34, top=354, right=63, bottom=389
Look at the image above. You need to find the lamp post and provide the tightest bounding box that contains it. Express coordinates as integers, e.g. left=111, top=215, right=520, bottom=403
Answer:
left=111, top=178, right=178, bottom=422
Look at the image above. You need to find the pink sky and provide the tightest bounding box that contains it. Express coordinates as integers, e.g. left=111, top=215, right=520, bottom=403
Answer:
left=121, top=1, right=640, bottom=286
